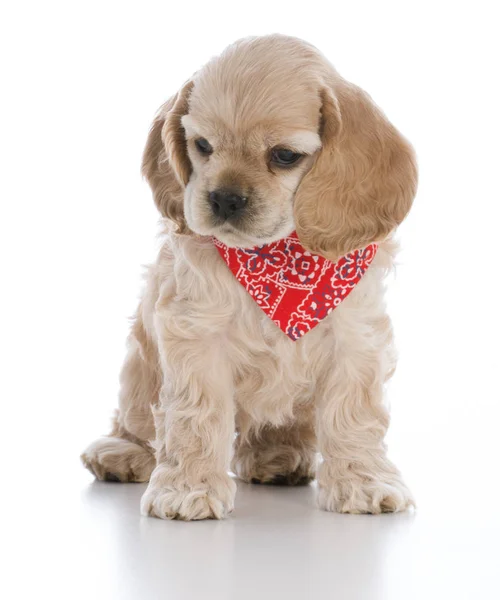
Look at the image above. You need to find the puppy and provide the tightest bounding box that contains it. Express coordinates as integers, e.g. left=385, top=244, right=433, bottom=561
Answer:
left=81, top=34, right=417, bottom=519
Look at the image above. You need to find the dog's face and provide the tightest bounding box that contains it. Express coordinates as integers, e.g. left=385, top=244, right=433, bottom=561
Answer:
left=143, top=35, right=418, bottom=258
left=181, top=92, right=321, bottom=247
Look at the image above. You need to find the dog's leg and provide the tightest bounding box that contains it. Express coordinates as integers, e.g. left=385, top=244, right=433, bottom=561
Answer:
left=81, top=302, right=159, bottom=483
left=140, top=319, right=236, bottom=520
left=316, top=308, right=414, bottom=514
left=232, top=407, right=317, bottom=485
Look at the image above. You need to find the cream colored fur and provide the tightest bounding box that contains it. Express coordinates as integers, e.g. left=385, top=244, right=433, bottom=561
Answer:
left=81, top=34, right=417, bottom=519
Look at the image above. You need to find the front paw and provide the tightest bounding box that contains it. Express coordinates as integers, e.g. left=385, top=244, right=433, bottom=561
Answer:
left=140, top=467, right=236, bottom=521
left=317, top=461, right=415, bottom=514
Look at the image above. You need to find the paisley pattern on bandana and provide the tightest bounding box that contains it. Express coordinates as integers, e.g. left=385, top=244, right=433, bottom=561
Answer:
left=214, top=232, right=378, bottom=341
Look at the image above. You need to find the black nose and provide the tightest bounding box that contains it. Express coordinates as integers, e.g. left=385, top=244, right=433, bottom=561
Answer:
left=209, top=190, right=247, bottom=220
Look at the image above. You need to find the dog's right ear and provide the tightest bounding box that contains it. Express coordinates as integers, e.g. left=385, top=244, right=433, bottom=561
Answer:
left=141, top=80, right=194, bottom=231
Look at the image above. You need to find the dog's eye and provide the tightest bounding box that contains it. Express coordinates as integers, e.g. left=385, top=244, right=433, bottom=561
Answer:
left=271, top=148, right=303, bottom=166
left=195, top=138, right=213, bottom=155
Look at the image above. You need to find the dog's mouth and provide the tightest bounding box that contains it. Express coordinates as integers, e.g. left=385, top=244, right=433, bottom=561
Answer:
left=212, top=223, right=261, bottom=248
left=211, top=218, right=294, bottom=249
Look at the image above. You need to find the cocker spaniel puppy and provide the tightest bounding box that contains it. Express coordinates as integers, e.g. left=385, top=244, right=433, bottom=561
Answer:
left=81, top=34, right=417, bottom=519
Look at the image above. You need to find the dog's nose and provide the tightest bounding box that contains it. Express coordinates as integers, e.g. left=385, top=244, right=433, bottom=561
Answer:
left=209, top=190, right=247, bottom=220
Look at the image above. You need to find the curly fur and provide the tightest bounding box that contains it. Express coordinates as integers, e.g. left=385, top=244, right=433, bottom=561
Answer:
left=81, top=34, right=417, bottom=520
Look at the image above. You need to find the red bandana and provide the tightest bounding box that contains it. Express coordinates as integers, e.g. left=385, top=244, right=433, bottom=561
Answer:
left=214, top=232, right=378, bottom=341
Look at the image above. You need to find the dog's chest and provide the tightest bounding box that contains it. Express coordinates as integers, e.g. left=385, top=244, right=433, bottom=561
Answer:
left=231, top=289, right=334, bottom=424
left=168, top=237, right=336, bottom=422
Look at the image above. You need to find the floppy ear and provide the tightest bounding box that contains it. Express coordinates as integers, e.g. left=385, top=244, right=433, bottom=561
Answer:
left=294, top=82, right=417, bottom=260
left=141, top=80, right=194, bottom=231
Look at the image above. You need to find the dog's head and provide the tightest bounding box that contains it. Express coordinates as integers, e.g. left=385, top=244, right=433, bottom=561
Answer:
left=143, top=35, right=417, bottom=257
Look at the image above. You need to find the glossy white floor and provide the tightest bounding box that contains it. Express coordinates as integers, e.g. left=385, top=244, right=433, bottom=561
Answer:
left=73, top=469, right=500, bottom=600
left=9, top=433, right=499, bottom=600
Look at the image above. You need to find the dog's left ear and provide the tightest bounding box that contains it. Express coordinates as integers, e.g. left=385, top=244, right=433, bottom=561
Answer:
left=294, top=82, right=418, bottom=260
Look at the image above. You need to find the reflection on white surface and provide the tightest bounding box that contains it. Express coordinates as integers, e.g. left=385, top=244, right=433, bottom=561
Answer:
left=64, top=472, right=499, bottom=599
left=6, top=460, right=500, bottom=600
left=79, top=478, right=400, bottom=600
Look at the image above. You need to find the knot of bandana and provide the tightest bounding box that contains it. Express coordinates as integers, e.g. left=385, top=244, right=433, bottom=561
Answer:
left=214, top=232, right=378, bottom=341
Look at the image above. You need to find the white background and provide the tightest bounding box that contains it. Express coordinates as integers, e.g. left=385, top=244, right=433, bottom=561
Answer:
left=1, top=1, right=499, bottom=599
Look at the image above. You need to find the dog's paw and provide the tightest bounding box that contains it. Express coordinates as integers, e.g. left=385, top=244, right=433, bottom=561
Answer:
left=317, top=463, right=415, bottom=514
left=81, top=437, right=155, bottom=483
left=232, top=446, right=316, bottom=486
left=140, top=468, right=236, bottom=520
